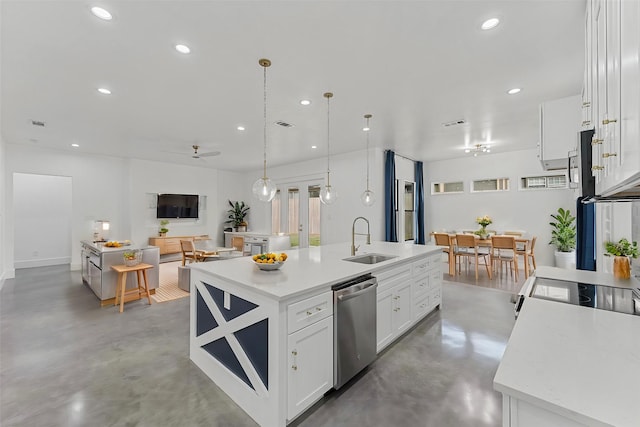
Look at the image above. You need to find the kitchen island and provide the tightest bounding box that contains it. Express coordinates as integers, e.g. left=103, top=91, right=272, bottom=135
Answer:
left=189, top=241, right=443, bottom=427
left=80, top=240, right=160, bottom=305
left=494, top=266, right=640, bottom=427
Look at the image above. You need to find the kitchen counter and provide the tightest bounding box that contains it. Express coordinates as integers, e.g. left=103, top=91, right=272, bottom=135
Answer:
left=189, top=241, right=442, bottom=300
left=494, top=268, right=640, bottom=427
left=81, top=239, right=152, bottom=253
left=189, top=241, right=444, bottom=427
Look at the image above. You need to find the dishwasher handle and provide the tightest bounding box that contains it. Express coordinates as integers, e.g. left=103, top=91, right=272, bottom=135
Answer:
left=336, top=280, right=377, bottom=302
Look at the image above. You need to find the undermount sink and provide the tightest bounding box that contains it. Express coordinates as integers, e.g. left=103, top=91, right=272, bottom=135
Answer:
left=343, top=253, right=397, bottom=264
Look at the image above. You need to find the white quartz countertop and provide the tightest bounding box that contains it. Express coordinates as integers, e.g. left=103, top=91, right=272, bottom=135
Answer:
left=81, top=240, right=155, bottom=253
left=535, top=265, right=640, bottom=290
left=494, top=270, right=640, bottom=427
left=189, top=241, right=442, bottom=301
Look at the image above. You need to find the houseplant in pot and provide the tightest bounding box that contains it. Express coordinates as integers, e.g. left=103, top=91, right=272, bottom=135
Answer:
left=549, top=207, right=576, bottom=269
left=604, top=238, right=638, bottom=279
left=226, top=200, right=250, bottom=232
left=158, top=219, right=169, bottom=237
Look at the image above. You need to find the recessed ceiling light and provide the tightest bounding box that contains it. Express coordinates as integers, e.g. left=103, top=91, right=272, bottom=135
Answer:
left=91, top=6, right=112, bottom=20
left=237, top=126, right=245, bottom=131
left=311, top=145, right=317, bottom=149
left=300, top=100, right=311, bottom=106
left=481, top=18, right=500, bottom=30
left=71, top=143, right=80, bottom=148
left=362, top=126, right=370, bottom=132
left=97, top=87, right=111, bottom=95
left=175, top=44, right=191, bottom=54
left=507, top=88, right=522, bottom=95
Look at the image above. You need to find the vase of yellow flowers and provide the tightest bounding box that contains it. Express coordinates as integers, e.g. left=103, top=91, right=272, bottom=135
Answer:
left=475, top=215, right=492, bottom=239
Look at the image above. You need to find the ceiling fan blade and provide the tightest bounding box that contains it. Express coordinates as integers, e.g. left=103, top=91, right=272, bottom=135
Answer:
left=198, top=150, right=221, bottom=158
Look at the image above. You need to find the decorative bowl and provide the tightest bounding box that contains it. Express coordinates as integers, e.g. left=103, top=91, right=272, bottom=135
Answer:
left=253, top=260, right=284, bottom=271
left=123, top=250, right=142, bottom=267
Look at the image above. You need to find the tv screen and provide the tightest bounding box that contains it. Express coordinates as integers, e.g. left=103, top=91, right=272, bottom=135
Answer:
left=157, top=194, right=199, bottom=219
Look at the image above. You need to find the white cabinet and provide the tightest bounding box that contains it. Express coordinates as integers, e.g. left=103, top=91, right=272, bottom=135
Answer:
left=502, top=395, right=587, bottom=427
left=376, top=252, right=442, bottom=352
left=589, top=0, right=640, bottom=195
left=376, top=280, right=412, bottom=352
left=286, top=292, right=333, bottom=421
left=287, top=316, right=333, bottom=421
left=538, top=95, right=581, bottom=170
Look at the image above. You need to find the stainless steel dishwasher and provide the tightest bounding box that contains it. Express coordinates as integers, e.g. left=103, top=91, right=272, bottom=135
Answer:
left=332, top=274, right=378, bottom=389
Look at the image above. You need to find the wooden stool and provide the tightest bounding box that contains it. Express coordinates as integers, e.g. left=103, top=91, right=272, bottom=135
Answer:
left=111, top=263, right=154, bottom=313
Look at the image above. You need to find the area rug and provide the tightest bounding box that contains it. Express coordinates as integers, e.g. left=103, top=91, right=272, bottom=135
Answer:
left=152, top=261, right=189, bottom=303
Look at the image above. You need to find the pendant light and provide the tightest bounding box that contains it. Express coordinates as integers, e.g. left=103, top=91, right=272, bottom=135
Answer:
left=252, top=58, right=277, bottom=202
left=360, top=114, right=375, bottom=207
left=320, top=92, right=338, bottom=205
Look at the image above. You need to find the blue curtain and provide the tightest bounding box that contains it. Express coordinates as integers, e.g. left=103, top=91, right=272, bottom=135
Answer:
left=415, top=161, right=425, bottom=245
left=384, top=150, right=398, bottom=242
left=576, top=197, right=596, bottom=271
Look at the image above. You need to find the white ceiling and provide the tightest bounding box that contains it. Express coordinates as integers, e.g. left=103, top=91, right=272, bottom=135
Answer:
left=1, top=0, right=585, bottom=172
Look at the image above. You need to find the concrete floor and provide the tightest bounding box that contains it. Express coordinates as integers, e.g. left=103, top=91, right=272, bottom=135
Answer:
left=1, top=264, right=516, bottom=427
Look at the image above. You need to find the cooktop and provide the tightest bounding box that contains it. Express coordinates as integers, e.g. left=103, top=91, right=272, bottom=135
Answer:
left=530, top=277, right=640, bottom=316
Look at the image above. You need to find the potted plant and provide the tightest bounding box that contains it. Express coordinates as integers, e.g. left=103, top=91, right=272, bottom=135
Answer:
left=549, top=207, right=576, bottom=269
left=159, top=219, right=169, bottom=237
left=474, top=215, right=492, bottom=239
left=226, top=200, right=250, bottom=232
left=604, top=238, right=639, bottom=279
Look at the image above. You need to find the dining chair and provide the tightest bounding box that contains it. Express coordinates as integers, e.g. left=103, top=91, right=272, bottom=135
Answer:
left=180, top=239, right=203, bottom=266
left=454, top=234, right=492, bottom=280
left=432, top=232, right=455, bottom=275
left=515, top=236, right=537, bottom=278
left=490, top=235, right=519, bottom=280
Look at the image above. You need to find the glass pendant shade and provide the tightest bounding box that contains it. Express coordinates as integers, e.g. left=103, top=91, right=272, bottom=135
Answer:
left=320, top=185, right=337, bottom=205
left=360, top=189, right=375, bottom=207
left=252, top=177, right=277, bottom=202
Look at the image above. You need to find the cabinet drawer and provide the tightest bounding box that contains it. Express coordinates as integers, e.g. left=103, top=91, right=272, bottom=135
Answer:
left=412, top=258, right=429, bottom=276
left=164, top=241, right=181, bottom=254
left=429, top=269, right=441, bottom=291
left=430, top=289, right=441, bottom=306
left=287, top=291, right=333, bottom=334
left=413, top=275, right=429, bottom=299
left=414, top=294, right=430, bottom=319
left=376, top=263, right=412, bottom=291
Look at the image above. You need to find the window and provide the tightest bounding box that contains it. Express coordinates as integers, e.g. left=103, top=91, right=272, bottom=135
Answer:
left=431, top=181, right=464, bottom=194
left=471, top=178, right=510, bottom=192
left=520, top=174, right=567, bottom=190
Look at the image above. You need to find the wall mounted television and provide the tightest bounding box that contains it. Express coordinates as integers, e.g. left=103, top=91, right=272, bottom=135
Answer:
left=157, top=194, right=199, bottom=219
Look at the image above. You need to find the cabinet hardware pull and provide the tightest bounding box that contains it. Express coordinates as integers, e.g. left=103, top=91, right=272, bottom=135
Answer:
left=602, top=153, right=617, bottom=158
left=602, top=118, right=618, bottom=125
left=591, top=138, right=603, bottom=145
left=582, top=102, right=591, bottom=107
left=292, top=350, right=297, bottom=356
left=393, top=308, right=399, bottom=312
left=316, top=307, right=322, bottom=311
left=292, top=365, right=297, bottom=371
left=592, top=165, right=605, bottom=171
left=306, top=311, right=312, bottom=316
left=581, top=120, right=591, bottom=125
left=393, top=296, right=400, bottom=300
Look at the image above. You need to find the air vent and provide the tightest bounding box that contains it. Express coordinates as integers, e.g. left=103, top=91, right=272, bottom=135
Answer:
left=31, top=120, right=46, bottom=127
left=275, top=120, right=294, bottom=128
left=442, top=119, right=466, bottom=127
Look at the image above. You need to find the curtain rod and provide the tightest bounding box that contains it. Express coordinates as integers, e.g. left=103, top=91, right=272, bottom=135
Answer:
left=385, top=149, right=418, bottom=163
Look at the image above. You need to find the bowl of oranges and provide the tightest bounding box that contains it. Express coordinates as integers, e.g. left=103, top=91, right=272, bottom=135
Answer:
left=252, top=252, right=288, bottom=271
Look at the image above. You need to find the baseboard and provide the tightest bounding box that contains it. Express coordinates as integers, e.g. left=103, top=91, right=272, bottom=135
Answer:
left=14, top=257, right=71, bottom=269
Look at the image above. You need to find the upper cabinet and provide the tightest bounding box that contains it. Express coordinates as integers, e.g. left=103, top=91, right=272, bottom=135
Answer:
left=587, top=0, right=640, bottom=196
left=538, top=95, right=581, bottom=170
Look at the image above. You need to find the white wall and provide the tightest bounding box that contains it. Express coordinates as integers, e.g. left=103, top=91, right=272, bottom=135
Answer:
left=0, top=135, right=6, bottom=288
left=248, top=148, right=386, bottom=248
left=3, top=144, right=248, bottom=276
left=425, top=148, right=577, bottom=266
left=13, top=173, right=72, bottom=268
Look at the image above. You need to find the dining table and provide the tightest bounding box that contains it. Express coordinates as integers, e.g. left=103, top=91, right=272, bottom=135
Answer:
left=440, top=233, right=532, bottom=278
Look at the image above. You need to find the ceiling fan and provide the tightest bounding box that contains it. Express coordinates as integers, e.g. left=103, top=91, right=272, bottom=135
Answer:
left=191, top=144, right=220, bottom=159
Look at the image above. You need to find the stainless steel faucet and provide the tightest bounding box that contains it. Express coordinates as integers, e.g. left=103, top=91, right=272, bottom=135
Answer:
left=351, top=217, right=371, bottom=256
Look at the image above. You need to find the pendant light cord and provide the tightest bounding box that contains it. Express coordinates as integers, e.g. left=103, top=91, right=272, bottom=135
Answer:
left=326, top=93, right=332, bottom=186
left=262, top=62, right=268, bottom=179
left=366, top=115, right=370, bottom=191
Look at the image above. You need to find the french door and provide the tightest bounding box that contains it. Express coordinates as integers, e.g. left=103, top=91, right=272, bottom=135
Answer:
left=272, top=179, right=322, bottom=249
